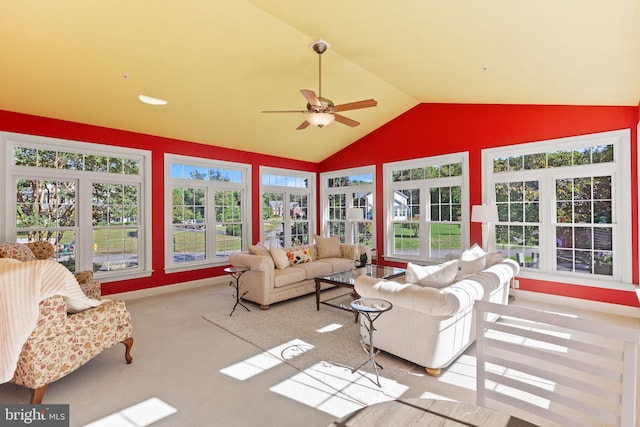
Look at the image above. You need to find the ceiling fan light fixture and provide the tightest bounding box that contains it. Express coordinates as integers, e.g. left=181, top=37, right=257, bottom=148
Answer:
left=306, top=112, right=335, bottom=128
left=138, top=94, right=167, bottom=106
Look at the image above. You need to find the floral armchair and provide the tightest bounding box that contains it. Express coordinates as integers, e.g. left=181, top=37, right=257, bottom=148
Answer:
left=0, top=242, right=134, bottom=403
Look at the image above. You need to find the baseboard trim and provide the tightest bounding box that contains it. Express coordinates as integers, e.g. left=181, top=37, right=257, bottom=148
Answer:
left=108, top=275, right=228, bottom=301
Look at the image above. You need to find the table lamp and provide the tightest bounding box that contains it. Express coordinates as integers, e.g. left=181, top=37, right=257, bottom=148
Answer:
left=471, top=204, right=499, bottom=252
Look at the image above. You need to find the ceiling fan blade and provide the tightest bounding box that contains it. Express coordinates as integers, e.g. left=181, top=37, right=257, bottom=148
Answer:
left=296, top=120, right=311, bottom=130
left=333, top=99, right=377, bottom=112
left=333, top=114, right=360, bottom=127
left=300, top=89, right=320, bottom=106
left=262, top=110, right=308, bottom=113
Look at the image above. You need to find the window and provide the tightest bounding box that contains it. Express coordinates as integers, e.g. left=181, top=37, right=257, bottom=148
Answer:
left=2, top=132, right=151, bottom=281
left=165, top=155, right=250, bottom=271
left=320, top=167, right=375, bottom=246
left=383, top=153, right=469, bottom=262
left=260, top=167, right=314, bottom=248
left=483, top=129, right=631, bottom=286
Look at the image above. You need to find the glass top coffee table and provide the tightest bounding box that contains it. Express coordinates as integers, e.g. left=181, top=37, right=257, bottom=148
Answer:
left=314, top=265, right=405, bottom=321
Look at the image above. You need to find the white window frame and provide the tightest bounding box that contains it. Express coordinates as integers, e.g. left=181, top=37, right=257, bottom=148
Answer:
left=482, top=129, right=632, bottom=289
left=1, top=131, right=152, bottom=282
left=320, top=165, right=376, bottom=245
left=383, top=152, right=470, bottom=263
left=259, top=166, right=315, bottom=248
left=164, top=154, right=251, bottom=272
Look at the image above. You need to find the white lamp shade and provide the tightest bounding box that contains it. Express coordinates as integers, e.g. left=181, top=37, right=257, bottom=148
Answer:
left=471, top=204, right=499, bottom=223
left=306, top=112, right=335, bottom=128
left=346, top=207, right=364, bottom=221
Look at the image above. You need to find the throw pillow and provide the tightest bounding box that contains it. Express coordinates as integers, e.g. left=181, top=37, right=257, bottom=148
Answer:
left=269, top=246, right=290, bottom=269
left=315, top=235, right=341, bottom=259
left=0, top=243, right=37, bottom=261
left=286, top=248, right=313, bottom=265
left=458, top=244, right=488, bottom=275
left=484, top=251, right=504, bottom=268
left=249, top=243, right=270, bottom=257
left=405, top=260, right=459, bottom=288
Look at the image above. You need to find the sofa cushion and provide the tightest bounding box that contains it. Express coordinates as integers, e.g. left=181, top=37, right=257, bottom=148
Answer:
left=269, top=246, right=290, bottom=269
left=458, top=244, right=487, bottom=275
left=315, top=235, right=341, bottom=259
left=319, top=257, right=355, bottom=273
left=290, top=260, right=333, bottom=279
left=406, top=260, right=458, bottom=288
left=0, top=243, right=37, bottom=261
left=273, top=267, right=307, bottom=288
left=286, top=248, right=313, bottom=265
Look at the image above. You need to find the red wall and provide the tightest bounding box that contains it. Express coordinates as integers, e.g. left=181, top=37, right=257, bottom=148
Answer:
left=321, top=104, right=640, bottom=307
left=3, top=104, right=639, bottom=307
left=0, top=110, right=318, bottom=294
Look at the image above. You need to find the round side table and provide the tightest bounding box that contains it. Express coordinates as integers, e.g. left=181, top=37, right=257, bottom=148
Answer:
left=350, top=297, right=392, bottom=387
left=224, top=266, right=250, bottom=316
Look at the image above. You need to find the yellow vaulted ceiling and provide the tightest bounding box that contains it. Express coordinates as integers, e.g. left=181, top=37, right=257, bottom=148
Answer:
left=1, top=1, right=638, bottom=162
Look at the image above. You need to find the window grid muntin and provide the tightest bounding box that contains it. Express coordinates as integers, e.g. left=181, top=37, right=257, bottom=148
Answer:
left=92, top=182, right=141, bottom=272
left=14, top=145, right=141, bottom=175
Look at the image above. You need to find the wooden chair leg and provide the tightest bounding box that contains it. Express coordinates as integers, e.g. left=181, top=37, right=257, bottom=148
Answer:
left=31, top=384, right=49, bottom=404
left=122, top=337, right=134, bottom=364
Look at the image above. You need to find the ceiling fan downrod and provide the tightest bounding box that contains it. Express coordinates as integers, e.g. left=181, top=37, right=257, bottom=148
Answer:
left=312, top=41, right=328, bottom=98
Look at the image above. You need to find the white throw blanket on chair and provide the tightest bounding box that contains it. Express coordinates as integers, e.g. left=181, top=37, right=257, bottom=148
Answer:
left=0, top=258, right=104, bottom=383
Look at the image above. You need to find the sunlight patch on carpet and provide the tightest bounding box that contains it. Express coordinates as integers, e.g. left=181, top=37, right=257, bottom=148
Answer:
left=84, top=397, right=176, bottom=427
left=220, top=338, right=314, bottom=381
left=269, top=361, right=409, bottom=418
left=317, top=323, right=343, bottom=333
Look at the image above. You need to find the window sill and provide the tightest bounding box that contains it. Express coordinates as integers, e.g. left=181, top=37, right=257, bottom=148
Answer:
left=164, top=261, right=228, bottom=274
left=517, top=269, right=636, bottom=292
left=97, top=269, right=153, bottom=283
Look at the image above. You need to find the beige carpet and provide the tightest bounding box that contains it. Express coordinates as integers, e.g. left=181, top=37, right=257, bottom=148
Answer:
left=202, top=288, right=416, bottom=388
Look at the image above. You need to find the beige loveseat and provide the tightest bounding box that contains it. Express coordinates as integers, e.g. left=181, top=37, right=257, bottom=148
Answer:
left=229, top=236, right=369, bottom=309
left=355, top=252, right=519, bottom=376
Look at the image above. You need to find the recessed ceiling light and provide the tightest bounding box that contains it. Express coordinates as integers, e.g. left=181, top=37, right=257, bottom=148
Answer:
left=138, top=95, right=167, bottom=106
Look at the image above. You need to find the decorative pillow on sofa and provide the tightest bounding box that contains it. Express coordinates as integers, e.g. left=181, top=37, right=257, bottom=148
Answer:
left=458, top=244, right=488, bottom=275
left=484, top=251, right=504, bottom=268
left=269, top=246, right=290, bottom=269
left=286, top=248, right=313, bottom=265
left=405, top=259, right=459, bottom=288
left=315, top=235, right=341, bottom=259
left=249, top=243, right=270, bottom=257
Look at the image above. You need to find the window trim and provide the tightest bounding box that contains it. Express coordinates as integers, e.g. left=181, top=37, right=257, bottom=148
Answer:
left=383, top=152, right=470, bottom=263
left=1, top=131, right=152, bottom=282
left=481, top=129, right=632, bottom=290
left=164, top=154, right=251, bottom=273
left=259, top=166, right=315, bottom=248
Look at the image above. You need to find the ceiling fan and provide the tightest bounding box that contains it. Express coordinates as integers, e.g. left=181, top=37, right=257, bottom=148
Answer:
left=262, top=40, right=377, bottom=130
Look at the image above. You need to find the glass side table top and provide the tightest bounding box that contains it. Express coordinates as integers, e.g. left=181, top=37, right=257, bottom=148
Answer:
left=350, top=298, right=393, bottom=313
left=316, top=265, right=405, bottom=286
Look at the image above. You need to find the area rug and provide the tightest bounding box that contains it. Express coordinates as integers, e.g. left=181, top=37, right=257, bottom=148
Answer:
left=202, top=288, right=415, bottom=378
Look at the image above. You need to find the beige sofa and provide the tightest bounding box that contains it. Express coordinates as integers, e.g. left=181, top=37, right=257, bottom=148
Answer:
left=229, top=237, right=369, bottom=309
left=354, top=256, right=519, bottom=376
